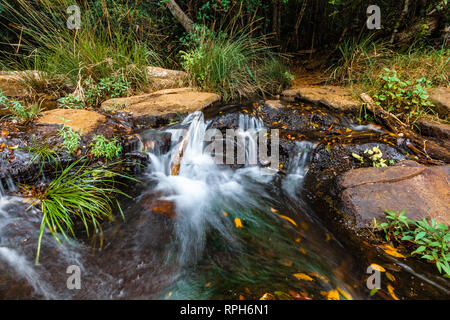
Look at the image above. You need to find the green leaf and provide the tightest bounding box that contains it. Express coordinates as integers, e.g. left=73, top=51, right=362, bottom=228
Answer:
left=415, top=232, right=426, bottom=241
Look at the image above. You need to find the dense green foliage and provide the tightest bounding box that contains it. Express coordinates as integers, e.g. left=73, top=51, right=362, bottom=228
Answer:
left=373, top=68, right=436, bottom=123
left=374, top=210, right=450, bottom=277
left=90, top=135, right=123, bottom=160
left=58, top=126, right=81, bottom=155
left=0, top=90, right=41, bottom=122
left=181, top=30, right=292, bottom=100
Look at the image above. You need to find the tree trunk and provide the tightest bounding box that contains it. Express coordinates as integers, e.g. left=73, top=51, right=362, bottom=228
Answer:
left=165, top=0, right=195, bottom=34
left=294, top=0, right=308, bottom=49
left=390, top=0, right=411, bottom=44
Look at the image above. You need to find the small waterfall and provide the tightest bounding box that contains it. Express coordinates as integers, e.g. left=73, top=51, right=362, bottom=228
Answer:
left=0, top=176, right=16, bottom=198
left=236, top=114, right=264, bottom=166
left=143, top=111, right=269, bottom=264
left=0, top=247, right=57, bottom=299
left=283, top=141, right=317, bottom=194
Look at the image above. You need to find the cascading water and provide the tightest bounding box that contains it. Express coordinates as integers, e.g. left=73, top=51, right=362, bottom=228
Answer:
left=2, top=107, right=445, bottom=300
left=0, top=109, right=366, bottom=299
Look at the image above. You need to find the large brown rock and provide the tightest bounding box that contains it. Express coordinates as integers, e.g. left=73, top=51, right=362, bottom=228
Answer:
left=415, top=116, right=450, bottom=140
left=429, top=87, right=450, bottom=117
left=337, top=161, right=450, bottom=228
left=101, top=87, right=221, bottom=125
left=281, top=86, right=361, bottom=114
left=0, top=71, right=31, bottom=98
left=37, top=109, right=107, bottom=135
left=145, top=66, right=188, bottom=91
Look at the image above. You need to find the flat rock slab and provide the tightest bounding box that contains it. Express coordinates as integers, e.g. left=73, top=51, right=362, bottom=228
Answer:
left=101, top=87, right=221, bottom=125
left=281, top=86, right=361, bottom=114
left=338, top=160, right=450, bottom=228
left=0, top=71, right=31, bottom=98
left=37, top=109, right=107, bottom=135
left=429, top=87, right=450, bottom=117
left=416, top=116, right=450, bottom=140
left=145, top=66, right=188, bottom=91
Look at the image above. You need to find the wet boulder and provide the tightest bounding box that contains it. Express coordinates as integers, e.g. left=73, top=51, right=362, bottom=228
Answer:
left=336, top=160, right=450, bottom=228
left=139, top=130, right=172, bottom=155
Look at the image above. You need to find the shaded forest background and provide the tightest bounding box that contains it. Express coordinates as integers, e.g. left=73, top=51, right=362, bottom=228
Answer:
left=0, top=0, right=448, bottom=68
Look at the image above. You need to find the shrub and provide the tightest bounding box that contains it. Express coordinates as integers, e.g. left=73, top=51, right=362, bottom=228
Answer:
left=180, top=30, right=292, bottom=101
left=0, top=90, right=41, bottom=122
left=373, top=68, right=435, bottom=123
left=58, top=126, right=81, bottom=155
left=2, top=0, right=161, bottom=95
left=84, top=75, right=130, bottom=107
left=57, top=94, right=84, bottom=109
left=374, top=210, right=450, bottom=277
left=90, top=135, right=122, bottom=160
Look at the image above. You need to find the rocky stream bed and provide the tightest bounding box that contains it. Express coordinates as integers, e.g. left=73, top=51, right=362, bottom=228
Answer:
left=0, top=76, right=449, bottom=299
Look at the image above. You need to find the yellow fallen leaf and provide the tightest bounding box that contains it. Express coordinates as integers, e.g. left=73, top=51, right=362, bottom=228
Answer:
left=387, top=284, right=400, bottom=300
left=259, top=293, right=275, bottom=300
left=379, top=244, right=406, bottom=258
left=386, top=272, right=396, bottom=282
left=369, top=263, right=386, bottom=272
left=270, top=207, right=278, bottom=213
left=234, top=218, right=243, bottom=228
left=293, top=273, right=314, bottom=281
left=279, top=214, right=298, bottom=227
left=327, top=289, right=340, bottom=300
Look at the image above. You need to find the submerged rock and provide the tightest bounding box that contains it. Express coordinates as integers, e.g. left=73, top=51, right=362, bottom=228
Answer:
left=337, top=160, right=450, bottom=228
left=280, top=86, right=361, bottom=114
left=101, top=87, right=221, bottom=126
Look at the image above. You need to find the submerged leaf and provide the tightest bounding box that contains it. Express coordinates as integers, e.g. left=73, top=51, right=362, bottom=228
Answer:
left=293, top=273, right=314, bottom=281
left=369, top=263, right=386, bottom=272
left=387, top=284, right=400, bottom=300
left=327, top=289, right=340, bottom=300
left=279, top=214, right=298, bottom=227
left=259, top=293, right=275, bottom=300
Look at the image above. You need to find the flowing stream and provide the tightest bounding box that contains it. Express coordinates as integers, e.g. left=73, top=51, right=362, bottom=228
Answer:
left=0, top=107, right=448, bottom=299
